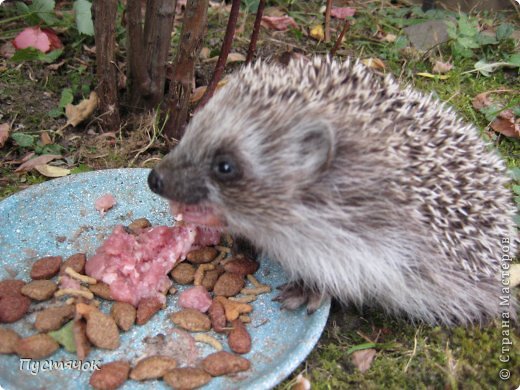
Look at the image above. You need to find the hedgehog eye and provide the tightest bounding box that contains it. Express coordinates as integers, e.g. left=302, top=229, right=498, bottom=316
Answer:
left=212, top=154, right=241, bottom=182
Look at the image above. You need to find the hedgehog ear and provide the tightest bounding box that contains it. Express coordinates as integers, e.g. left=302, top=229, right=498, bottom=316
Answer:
left=298, top=119, right=336, bottom=175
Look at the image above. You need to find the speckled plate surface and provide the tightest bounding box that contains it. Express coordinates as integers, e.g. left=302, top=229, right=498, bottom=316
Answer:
left=0, top=168, right=330, bottom=390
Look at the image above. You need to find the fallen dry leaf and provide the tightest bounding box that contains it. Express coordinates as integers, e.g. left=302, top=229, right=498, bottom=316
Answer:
left=190, top=79, right=229, bottom=103
left=362, top=58, right=385, bottom=71
left=382, top=33, right=397, bottom=43
left=199, top=47, right=210, bottom=60
left=40, top=132, right=52, bottom=146
left=490, top=110, right=519, bottom=138
left=331, top=7, right=356, bottom=19
left=351, top=349, right=376, bottom=373
left=15, top=154, right=62, bottom=173
left=472, top=92, right=492, bottom=110
left=261, top=16, right=298, bottom=31
left=0, top=123, right=10, bottom=148
left=416, top=72, right=449, bottom=80
left=191, top=86, right=207, bottom=103
left=34, top=164, right=71, bottom=178
left=227, top=52, right=246, bottom=63
left=206, top=52, right=246, bottom=63
left=432, top=60, right=453, bottom=74
left=310, top=24, right=325, bottom=41
left=65, top=91, right=99, bottom=127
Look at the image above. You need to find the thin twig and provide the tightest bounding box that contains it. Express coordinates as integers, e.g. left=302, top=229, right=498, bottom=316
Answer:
left=197, top=0, right=241, bottom=110
left=324, top=0, right=332, bottom=42
left=330, top=19, right=350, bottom=57
left=246, top=0, right=266, bottom=64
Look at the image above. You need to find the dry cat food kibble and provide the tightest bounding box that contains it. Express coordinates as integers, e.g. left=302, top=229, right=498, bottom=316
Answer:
left=21, top=280, right=58, bottom=301
left=0, top=217, right=274, bottom=388
left=129, top=355, right=177, bottom=381
left=59, top=253, right=86, bottom=275
left=163, top=367, right=212, bottom=389
left=0, top=279, right=25, bottom=296
left=201, top=351, right=251, bottom=376
left=89, top=361, right=130, bottom=390
left=213, top=272, right=245, bottom=297
left=136, top=297, right=163, bottom=325
left=89, top=281, right=113, bottom=300
left=170, top=308, right=211, bottom=332
left=0, top=294, right=30, bottom=323
left=30, top=256, right=62, bottom=280
left=0, top=328, right=20, bottom=354
left=170, top=262, right=196, bottom=285
left=15, top=334, right=60, bottom=359
left=111, top=302, right=136, bottom=331
left=228, top=319, right=252, bottom=354
left=35, top=304, right=75, bottom=332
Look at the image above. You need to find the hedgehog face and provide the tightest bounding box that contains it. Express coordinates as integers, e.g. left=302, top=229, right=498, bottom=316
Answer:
left=148, top=67, right=335, bottom=236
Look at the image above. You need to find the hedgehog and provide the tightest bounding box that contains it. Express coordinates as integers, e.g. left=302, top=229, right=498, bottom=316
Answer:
left=148, top=57, right=518, bottom=325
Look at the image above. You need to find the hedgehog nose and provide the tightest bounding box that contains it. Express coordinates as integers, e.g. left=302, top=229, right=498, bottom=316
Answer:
left=148, top=169, right=164, bottom=195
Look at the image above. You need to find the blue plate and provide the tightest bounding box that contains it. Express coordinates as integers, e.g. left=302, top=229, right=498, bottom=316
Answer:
left=0, top=168, right=330, bottom=390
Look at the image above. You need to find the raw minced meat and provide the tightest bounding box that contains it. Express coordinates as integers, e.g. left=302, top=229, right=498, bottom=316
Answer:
left=95, top=194, right=116, bottom=215
left=178, top=286, right=212, bottom=313
left=85, top=224, right=220, bottom=306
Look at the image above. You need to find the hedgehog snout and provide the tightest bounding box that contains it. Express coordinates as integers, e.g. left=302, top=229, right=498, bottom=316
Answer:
left=148, top=161, right=209, bottom=205
left=148, top=169, right=164, bottom=195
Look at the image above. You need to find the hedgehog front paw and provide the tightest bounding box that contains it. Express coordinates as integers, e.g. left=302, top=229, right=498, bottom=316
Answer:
left=273, top=281, right=327, bottom=314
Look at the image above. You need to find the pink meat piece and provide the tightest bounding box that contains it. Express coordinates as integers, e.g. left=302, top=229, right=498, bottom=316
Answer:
left=85, top=224, right=221, bottom=306
left=59, top=275, right=81, bottom=290
left=95, top=193, right=116, bottom=215
left=178, top=286, right=212, bottom=313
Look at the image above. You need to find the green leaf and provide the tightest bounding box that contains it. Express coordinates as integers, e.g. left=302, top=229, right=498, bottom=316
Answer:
left=15, top=1, right=31, bottom=14
left=73, top=0, right=94, bottom=36
left=510, top=167, right=520, bottom=181
left=11, top=47, right=47, bottom=62
left=43, top=49, right=63, bottom=63
left=48, top=107, right=64, bottom=118
left=49, top=321, right=76, bottom=352
left=451, top=42, right=473, bottom=58
left=445, top=20, right=458, bottom=39
left=457, top=14, right=478, bottom=37
left=457, top=36, right=480, bottom=49
left=10, top=48, right=63, bottom=63
left=11, top=133, right=37, bottom=148
left=512, top=106, right=520, bottom=117
left=496, top=23, right=513, bottom=40
left=394, top=35, right=409, bottom=50
left=479, top=104, right=501, bottom=121
left=59, top=88, right=74, bottom=108
left=30, top=0, right=58, bottom=25
left=476, top=32, right=497, bottom=46
left=508, top=53, right=520, bottom=67
left=35, top=143, right=65, bottom=155
left=347, top=343, right=377, bottom=355
left=472, top=59, right=518, bottom=77
left=513, top=185, right=520, bottom=195
left=71, top=164, right=93, bottom=174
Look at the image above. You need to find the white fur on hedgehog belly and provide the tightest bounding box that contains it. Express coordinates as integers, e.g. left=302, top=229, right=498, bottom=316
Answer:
left=255, top=215, right=496, bottom=325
